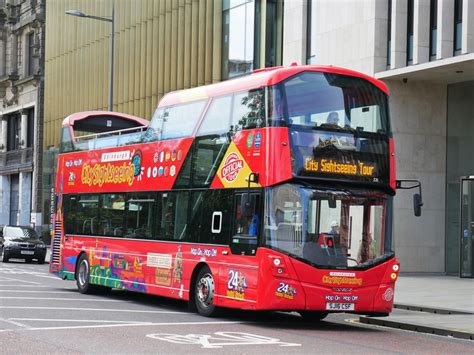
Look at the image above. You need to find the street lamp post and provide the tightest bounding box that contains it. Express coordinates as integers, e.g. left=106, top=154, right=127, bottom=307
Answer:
left=66, top=2, right=115, bottom=112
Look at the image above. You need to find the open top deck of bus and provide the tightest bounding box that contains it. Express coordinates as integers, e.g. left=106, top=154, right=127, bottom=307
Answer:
left=60, top=111, right=149, bottom=153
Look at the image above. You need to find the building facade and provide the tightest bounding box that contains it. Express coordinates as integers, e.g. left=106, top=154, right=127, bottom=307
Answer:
left=43, top=0, right=283, bottom=236
left=0, top=0, right=45, bottom=232
left=42, top=0, right=473, bottom=274
left=283, top=0, right=473, bottom=274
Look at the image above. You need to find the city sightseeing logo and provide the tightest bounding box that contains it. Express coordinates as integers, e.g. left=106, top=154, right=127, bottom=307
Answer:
left=221, top=153, right=243, bottom=183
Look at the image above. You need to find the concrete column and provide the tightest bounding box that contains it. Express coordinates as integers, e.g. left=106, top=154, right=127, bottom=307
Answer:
left=0, top=176, right=10, bottom=224
left=9, top=29, right=17, bottom=74
left=20, top=110, right=27, bottom=149
left=282, top=0, right=307, bottom=66
left=391, top=0, right=408, bottom=69
left=437, top=0, right=454, bottom=59
left=0, top=32, right=6, bottom=77
left=413, top=0, right=430, bottom=64
left=462, top=0, right=474, bottom=54
left=1, top=116, right=7, bottom=152
left=18, top=172, right=32, bottom=226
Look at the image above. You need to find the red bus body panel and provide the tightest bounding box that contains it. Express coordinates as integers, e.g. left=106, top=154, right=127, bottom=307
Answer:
left=55, top=236, right=397, bottom=313
left=50, top=65, right=398, bottom=316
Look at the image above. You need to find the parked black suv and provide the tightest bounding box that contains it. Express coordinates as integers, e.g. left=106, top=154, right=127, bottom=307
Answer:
left=0, top=226, right=47, bottom=264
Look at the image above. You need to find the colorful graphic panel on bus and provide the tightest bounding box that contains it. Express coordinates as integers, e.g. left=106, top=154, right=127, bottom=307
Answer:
left=57, top=138, right=193, bottom=194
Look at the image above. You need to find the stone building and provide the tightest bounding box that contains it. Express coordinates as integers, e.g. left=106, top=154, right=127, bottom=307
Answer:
left=0, top=0, right=45, bottom=232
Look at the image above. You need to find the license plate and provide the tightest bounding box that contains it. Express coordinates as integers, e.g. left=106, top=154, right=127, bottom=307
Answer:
left=326, top=302, right=355, bottom=311
left=21, top=250, right=34, bottom=255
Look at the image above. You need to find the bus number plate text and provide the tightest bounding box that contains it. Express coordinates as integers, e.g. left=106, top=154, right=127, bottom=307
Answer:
left=326, top=302, right=355, bottom=311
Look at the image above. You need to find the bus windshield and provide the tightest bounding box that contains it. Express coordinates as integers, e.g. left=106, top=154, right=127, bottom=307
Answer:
left=264, top=184, right=393, bottom=269
left=268, top=71, right=390, bottom=134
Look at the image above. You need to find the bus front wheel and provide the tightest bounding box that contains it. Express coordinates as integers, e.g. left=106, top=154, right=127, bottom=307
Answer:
left=194, top=266, right=217, bottom=317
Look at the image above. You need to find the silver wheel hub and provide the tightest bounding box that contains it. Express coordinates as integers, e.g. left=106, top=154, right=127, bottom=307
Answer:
left=78, top=260, right=88, bottom=286
left=197, top=273, right=214, bottom=307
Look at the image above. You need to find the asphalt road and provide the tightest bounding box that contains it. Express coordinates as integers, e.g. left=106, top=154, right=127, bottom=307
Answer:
left=0, top=260, right=472, bottom=354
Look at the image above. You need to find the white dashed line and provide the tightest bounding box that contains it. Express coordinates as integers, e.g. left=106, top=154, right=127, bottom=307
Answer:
left=0, top=306, right=189, bottom=314
left=0, top=320, right=247, bottom=333
left=0, top=297, right=132, bottom=302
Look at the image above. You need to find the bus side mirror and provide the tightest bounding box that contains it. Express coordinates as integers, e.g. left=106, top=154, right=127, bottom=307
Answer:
left=414, top=193, right=423, bottom=217
left=396, top=179, right=423, bottom=217
left=240, top=193, right=253, bottom=218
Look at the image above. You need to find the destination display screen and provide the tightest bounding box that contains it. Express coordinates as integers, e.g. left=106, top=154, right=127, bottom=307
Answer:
left=289, top=129, right=389, bottom=185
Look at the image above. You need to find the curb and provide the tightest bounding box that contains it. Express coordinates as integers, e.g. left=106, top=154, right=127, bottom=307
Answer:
left=394, top=303, right=473, bottom=315
left=359, top=316, right=474, bottom=341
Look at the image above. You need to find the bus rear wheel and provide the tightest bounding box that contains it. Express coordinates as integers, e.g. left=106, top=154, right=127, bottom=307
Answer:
left=299, top=311, right=328, bottom=322
left=194, top=266, right=217, bottom=317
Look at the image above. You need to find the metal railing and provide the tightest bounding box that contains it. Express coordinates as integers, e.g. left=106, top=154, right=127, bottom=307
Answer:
left=73, top=126, right=146, bottom=151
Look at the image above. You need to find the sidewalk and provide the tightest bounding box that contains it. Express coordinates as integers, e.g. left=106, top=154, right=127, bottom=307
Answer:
left=360, top=275, right=474, bottom=340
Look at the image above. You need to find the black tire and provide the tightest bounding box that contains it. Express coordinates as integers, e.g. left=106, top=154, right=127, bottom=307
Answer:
left=194, top=266, right=218, bottom=317
left=76, top=253, right=98, bottom=294
left=38, top=256, right=45, bottom=265
left=1, top=247, right=9, bottom=262
left=299, top=311, right=328, bottom=322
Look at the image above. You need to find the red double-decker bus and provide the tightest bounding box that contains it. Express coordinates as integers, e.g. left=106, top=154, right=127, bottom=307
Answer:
left=50, top=65, right=420, bottom=319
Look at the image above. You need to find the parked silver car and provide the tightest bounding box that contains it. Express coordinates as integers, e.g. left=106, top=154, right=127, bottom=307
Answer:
left=0, top=226, right=47, bottom=264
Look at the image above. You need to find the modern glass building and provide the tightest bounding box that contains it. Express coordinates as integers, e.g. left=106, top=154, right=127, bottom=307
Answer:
left=42, top=0, right=283, bottom=241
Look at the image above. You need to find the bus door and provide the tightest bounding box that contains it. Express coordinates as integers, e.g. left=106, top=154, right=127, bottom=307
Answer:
left=217, top=191, right=260, bottom=307
left=230, top=192, right=261, bottom=256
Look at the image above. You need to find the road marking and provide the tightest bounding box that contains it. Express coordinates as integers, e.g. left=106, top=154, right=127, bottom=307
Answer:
left=0, top=306, right=190, bottom=314
left=0, top=320, right=247, bottom=332
left=0, top=296, right=132, bottom=302
left=9, top=318, right=152, bottom=324
left=0, top=290, right=74, bottom=294
left=0, top=278, right=41, bottom=285
left=0, top=268, right=59, bottom=279
left=0, top=285, right=54, bottom=288
left=0, top=318, right=30, bottom=329
left=147, top=332, right=301, bottom=348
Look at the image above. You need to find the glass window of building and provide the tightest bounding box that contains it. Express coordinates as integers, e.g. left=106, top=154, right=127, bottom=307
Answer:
left=454, top=0, right=463, bottom=55
left=406, top=0, right=414, bottom=65
left=7, top=114, right=20, bottom=151
left=222, top=0, right=256, bottom=79
left=264, top=0, right=282, bottom=68
left=429, top=0, right=437, bottom=59
left=307, top=0, right=317, bottom=64
left=222, top=0, right=282, bottom=79
left=27, top=109, right=34, bottom=148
